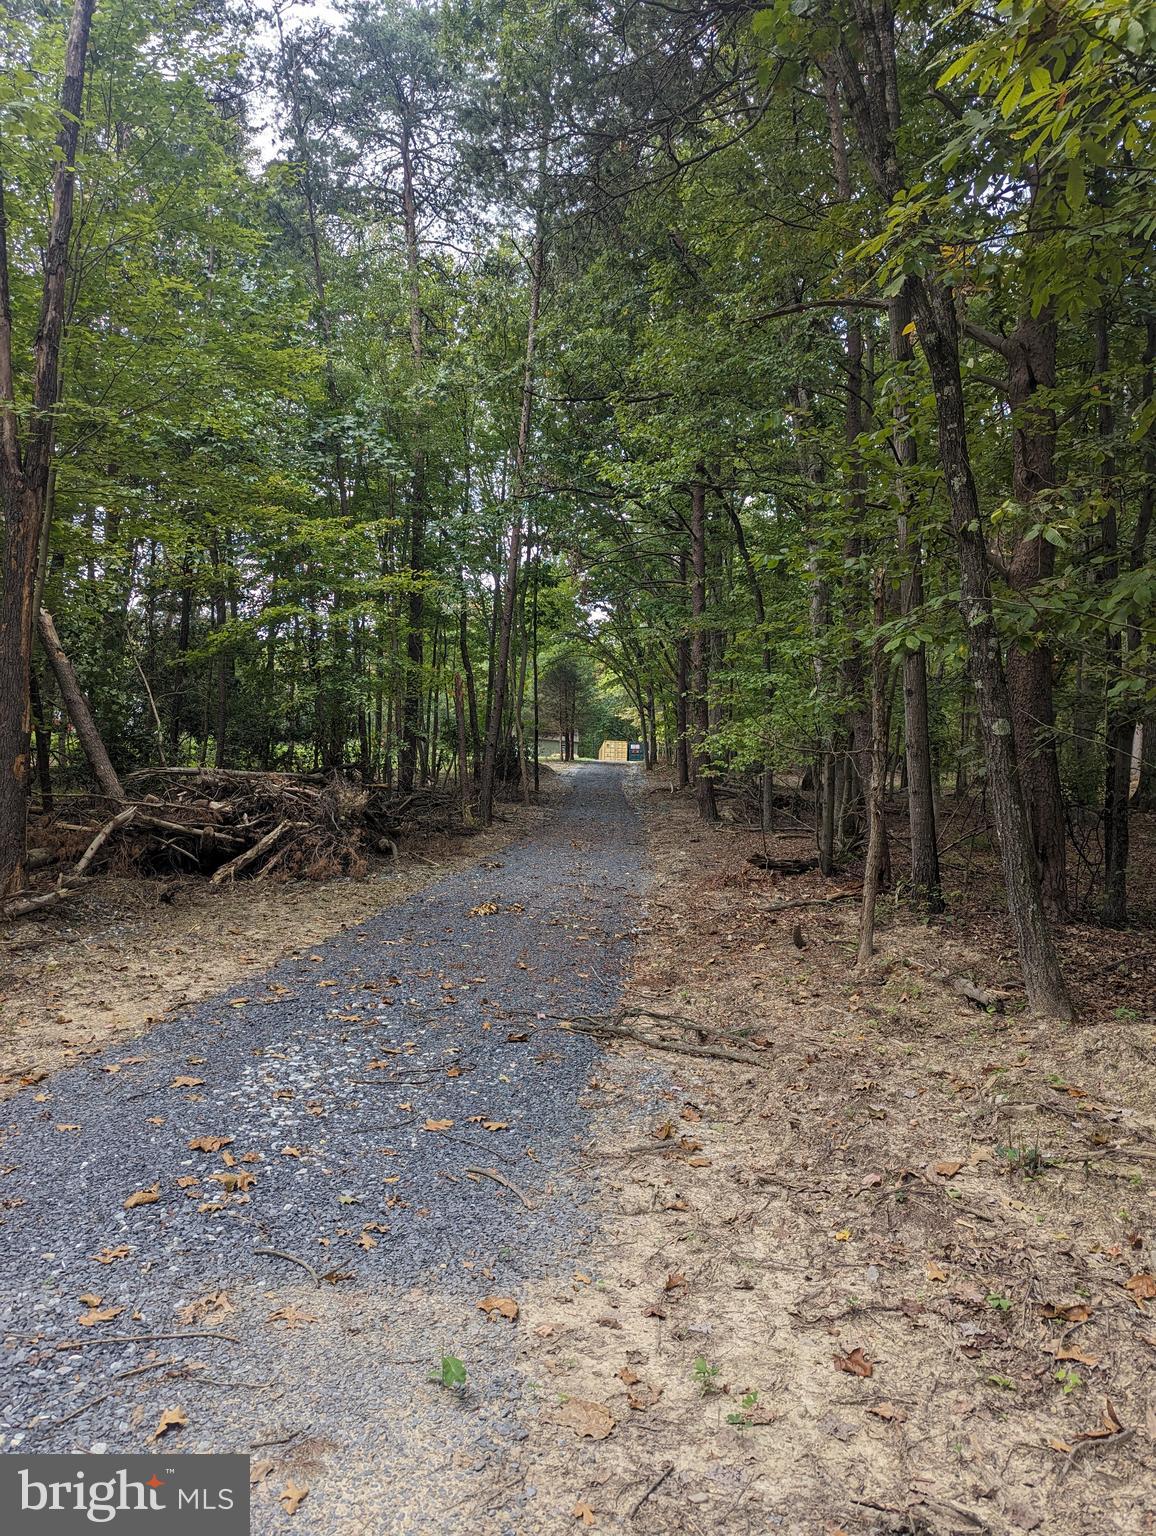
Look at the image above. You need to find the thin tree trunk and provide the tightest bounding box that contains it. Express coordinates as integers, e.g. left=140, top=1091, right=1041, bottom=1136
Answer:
left=1002, top=308, right=1068, bottom=915
left=0, top=0, right=96, bottom=893
left=832, top=17, right=1073, bottom=1018
left=397, top=116, right=426, bottom=794
left=689, top=474, right=718, bottom=822
left=37, top=610, right=123, bottom=802
left=454, top=672, right=472, bottom=824
left=478, top=174, right=546, bottom=825
left=889, top=286, right=942, bottom=909
left=674, top=553, right=690, bottom=789
left=726, top=500, right=775, bottom=830
left=858, top=570, right=888, bottom=965
left=29, top=670, right=53, bottom=812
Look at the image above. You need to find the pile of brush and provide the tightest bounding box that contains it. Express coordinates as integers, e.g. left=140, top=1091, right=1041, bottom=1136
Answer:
left=9, top=768, right=466, bottom=918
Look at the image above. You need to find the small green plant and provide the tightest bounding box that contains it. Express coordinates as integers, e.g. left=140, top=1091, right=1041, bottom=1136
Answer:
left=693, top=1356, right=721, bottom=1396
left=726, top=1390, right=760, bottom=1428
left=1054, top=1365, right=1083, bottom=1396
left=997, top=1143, right=1047, bottom=1178
left=986, top=1373, right=1016, bottom=1392
left=1114, top=1006, right=1138, bottom=1022
left=986, top=1293, right=1013, bottom=1312
left=430, top=1354, right=467, bottom=1390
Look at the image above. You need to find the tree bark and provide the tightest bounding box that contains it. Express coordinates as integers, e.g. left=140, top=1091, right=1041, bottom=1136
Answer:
left=37, top=609, right=123, bottom=802
left=857, top=569, right=888, bottom=965
left=398, top=117, right=426, bottom=794
left=1002, top=309, right=1067, bottom=915
left=674, top=552, right=690, bottom=789
left=0, top=0, right=96, bottom=894
left=889, top=286, right=942, bottom=909
left=454, top=671, right=472, bottom=824
left=832, top=11, right=1073, bottom=1017
left=29, top=669, right=53, bottom=812
left=478, top=195, right=545, bottom=825
left=689, top=474, right=718, bottom=822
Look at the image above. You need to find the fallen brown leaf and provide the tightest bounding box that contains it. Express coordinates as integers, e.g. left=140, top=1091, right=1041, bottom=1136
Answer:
left=834, top=1348, right=874, bottom=1378
left=279, top=1479, right=309, bottom=1515
left=90, top=1245, right=130, bottom=1264
left=553, top=1398, right=615, bottom=1440
left=267, top=1305, right=317, bottom=1329
left=149, top=1407, right=188, bottom=1443
left=123, top=1183, right=160, bottom=1210
left=477, top=1294, right=519, bottom=1321
left=933, top=1159, right=964, bottom=1178
left=78, top=1305, right=124, bottom=1327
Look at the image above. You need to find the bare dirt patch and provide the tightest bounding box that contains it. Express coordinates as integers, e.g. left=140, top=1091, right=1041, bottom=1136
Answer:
left=513, top=776, right=1156, bottom=1535
left=0, top=792, right=554, bottom=1098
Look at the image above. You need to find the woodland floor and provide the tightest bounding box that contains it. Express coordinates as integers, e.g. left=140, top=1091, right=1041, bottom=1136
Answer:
left=508, top=773, right=1156, bottom=1535
left=1, top=766, right=1154, bottom=1535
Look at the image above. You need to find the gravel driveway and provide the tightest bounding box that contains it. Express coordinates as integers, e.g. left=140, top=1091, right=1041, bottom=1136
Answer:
left=0, top=763, right=646, bottom=1532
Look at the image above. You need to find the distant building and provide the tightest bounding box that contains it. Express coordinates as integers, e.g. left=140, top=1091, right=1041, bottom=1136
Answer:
left=598, top=739, right=627, bottom=761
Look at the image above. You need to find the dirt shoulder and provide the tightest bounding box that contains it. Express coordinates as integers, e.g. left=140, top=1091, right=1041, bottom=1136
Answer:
left=512, top=775, right=1156, bottom=1536
left=0, top=788, right=555, bottom=1099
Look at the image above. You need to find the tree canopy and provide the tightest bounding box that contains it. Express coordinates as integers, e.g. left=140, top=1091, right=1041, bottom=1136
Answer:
left=1, top=0, right=1154, bottom=1012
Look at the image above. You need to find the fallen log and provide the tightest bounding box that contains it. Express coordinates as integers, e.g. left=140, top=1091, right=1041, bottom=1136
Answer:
left=761, top=892, right=859, bottom=912
left=747, top=854, right=823, bottom=875
left=211, top=820, right=292, bottom=884
left=1, top=806, right=137, bottom=919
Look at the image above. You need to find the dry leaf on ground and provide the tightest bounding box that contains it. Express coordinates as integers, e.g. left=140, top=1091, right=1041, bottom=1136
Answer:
left=477, top=1294, right=519, bottom=1320
left=149, top=1407, right=188, bottom=1442
left=123, top=1183, right=159, bottom=1209
left=834, top=1348, right=874, bottom=1378
left=552, top=1397, right=615, bottom=1440
left=279, top=1480, right=309, bottom=1514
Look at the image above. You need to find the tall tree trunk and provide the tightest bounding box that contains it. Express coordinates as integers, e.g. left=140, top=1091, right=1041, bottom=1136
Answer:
left=398, top=119, right=426, bottom=794
left=1002, top=309, right=1068, bottom=915
left=674, top=553, right=690, bottom=789
left=889, top=286, right=942, bottom=909
left=832, top=15, right=1073, bottom=1018
left=0, top=0, right=96, bottom=894
left=454, top=672, right=472, bottom=824
left=478, top=177, right=545, bottom=825
left=857, top=569, right=888, bottom=965
left=458, top=589, right=482, bottom=773
left=689, top=474, right=718, bottom=823
left=1098, top=310, right=1130, bottom=926
left=1127, top=320, right=1156, bottom=815
left=726, top=501, right=776, bottom=830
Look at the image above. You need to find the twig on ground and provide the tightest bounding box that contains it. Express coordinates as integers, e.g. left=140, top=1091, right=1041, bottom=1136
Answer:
left=55, top=1331, right=239, bottom=1349
left=250, top=1426, right=312, bottom=1449
left=252, top=1246, right=321, bottom=1287
left=628, top=1461, right=675, bottom=1521
left=116, top=1359, right=177, bottom=1379
left=40, top=1392, right=111, bottom=1429
left=761, top=892, right=859, bottom=912
left=562, top=1013, right=772, bottom=1070
left=465, top=1165, right=535, bottom=1210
